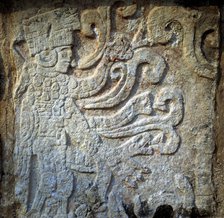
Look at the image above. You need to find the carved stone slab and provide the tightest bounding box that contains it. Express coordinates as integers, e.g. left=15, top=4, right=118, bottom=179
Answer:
left=11, top=2, right=219, bottom=217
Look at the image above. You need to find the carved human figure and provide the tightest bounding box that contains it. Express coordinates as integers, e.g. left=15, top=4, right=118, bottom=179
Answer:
left=13, top=8, right=83, bottom=217
left=14, top=7, right=111, bottom=217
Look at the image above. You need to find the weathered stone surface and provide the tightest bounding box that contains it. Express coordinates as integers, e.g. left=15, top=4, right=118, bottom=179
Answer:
left=0, top=1, right=222, bottom=218
left=214, top=5, right=224, bottom=218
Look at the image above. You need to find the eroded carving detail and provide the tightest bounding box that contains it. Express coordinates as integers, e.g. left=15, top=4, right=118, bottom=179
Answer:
left=147, top=6, right=219, bottom=79
left=12, top=3, right=219, bottom=218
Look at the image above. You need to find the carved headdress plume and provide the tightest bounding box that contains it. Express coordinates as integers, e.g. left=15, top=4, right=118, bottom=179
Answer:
left=23, top=7, right=80, bottom=56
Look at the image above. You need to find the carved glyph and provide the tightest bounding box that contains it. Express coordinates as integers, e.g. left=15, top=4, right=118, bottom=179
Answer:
left=12, top=3, right=219, bottom=218
left=147, top=6, right=219, bottom=79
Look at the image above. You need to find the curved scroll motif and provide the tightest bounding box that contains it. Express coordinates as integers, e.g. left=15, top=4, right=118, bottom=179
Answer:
left=147, top=6, right=219, bottom=79
left=81, top=47, right=166, bottom=109
left=153, top=87, right=184, bottom=126
left=119, top=132, right=154, bottom=156
left=81, top=61, right=130, bottom=109
left=117, top=126, right=180, bottom=155
left=88, top=91, right=152, bottom=130
left=69, top=60, right=111, bottom=99
left=78, top=7, right=110, bottom=70
left=98, top=87, right=183, bottom=136
left=96, top=87, right=183, bottom=155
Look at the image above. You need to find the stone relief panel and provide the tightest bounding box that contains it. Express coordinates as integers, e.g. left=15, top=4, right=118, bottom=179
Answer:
left=11, top=2, right=219, bottom=218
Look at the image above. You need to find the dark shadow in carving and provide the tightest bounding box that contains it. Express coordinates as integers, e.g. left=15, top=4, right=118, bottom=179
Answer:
left=153, top=205, right=174, bottom=218
left=0, top=0, right=12, bottom=13
left=123, top=203, right=137, bottom=218
left=0, top=134, right=3, bottom=182
left=0, top=134, right=3, bottom=216
left=190, top=207, right=201, bottom=218
left=201, top=29, right=216, bottom=63
left=13, top=40, right=28, bottom=62
left=137, top=200, right=150, bottom=217
left=174, top=0, right=221, bottom=7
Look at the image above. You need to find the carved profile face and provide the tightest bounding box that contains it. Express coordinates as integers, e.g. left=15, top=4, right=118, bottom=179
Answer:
left=55, top=46, right=73, bottom=73
left=35, top=46, right=73, bottom=74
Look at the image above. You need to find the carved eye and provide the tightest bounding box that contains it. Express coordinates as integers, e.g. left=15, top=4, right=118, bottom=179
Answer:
left=36, top=49, right=58, bottom=68
left=59, top=52, right=66, bottom=58
left=57, top=47, right=72, bottom=59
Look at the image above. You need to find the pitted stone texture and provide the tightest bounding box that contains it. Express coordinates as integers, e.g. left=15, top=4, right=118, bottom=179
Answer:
left=0, top=1, right=219, bottom=218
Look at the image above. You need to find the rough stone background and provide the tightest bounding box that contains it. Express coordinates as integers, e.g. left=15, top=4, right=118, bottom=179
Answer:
left=0, top=0, right=223, bottom=217
left=215, top=3, right=224, bottom=218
